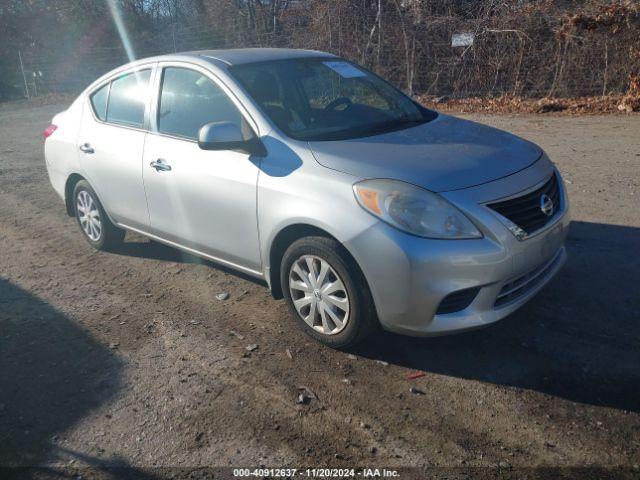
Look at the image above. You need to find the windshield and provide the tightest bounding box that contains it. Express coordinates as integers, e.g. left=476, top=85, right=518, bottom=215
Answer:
left=230, top=57, right=436, bottom=141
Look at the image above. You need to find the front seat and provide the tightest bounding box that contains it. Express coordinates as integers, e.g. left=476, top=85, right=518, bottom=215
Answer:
left=251, top=71, right=292, bottom=127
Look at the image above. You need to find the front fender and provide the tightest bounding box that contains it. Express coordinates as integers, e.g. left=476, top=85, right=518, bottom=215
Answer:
left=256, top=139, right=376, bottom=287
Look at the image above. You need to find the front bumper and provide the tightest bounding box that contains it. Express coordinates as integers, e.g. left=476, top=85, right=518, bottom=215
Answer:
left=344, top=161, right=570, bottom=336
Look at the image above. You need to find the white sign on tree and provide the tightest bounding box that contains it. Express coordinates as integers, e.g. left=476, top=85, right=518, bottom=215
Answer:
left=451, top=32, right=475, bottom=47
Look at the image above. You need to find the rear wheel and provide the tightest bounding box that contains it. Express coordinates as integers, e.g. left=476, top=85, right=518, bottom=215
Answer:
left=73, top=180, right=124, bottom=251
left=281, top=236, right=377, bottom=348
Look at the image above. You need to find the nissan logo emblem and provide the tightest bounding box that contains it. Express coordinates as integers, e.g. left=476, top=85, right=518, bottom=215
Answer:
left=540, top=194, right=554, bottom=217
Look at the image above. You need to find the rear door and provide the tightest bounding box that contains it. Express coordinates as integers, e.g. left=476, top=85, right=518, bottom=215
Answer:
left=142, top=63, right=262, bottom=273
left=77, top=65, right=155, bottom=230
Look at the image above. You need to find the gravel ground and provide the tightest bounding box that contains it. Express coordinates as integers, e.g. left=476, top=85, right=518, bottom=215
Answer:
left=0, top=101, right=639, bottom=479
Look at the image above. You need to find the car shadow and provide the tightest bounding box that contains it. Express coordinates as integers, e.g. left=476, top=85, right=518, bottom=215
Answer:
left=352, top=220, right=640, bottom=412
left=0, top=278, right=125, bottom=473
left=111, top=238, right=267, bottom=287
left=101, top=220, right=639, bottom=413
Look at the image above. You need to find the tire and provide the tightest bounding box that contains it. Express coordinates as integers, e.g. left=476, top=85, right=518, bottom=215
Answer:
left=281, top=236, right=378, bottom=348
left=73, top=180, right=124, bottom=251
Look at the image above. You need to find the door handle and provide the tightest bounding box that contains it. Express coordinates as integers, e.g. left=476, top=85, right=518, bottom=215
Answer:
left=150, top=159, right=172, bottom=172
left=79, top=143, right=94, bottom=154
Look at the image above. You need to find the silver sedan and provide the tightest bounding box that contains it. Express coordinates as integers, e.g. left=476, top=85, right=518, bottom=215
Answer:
left=44, top=48, right=569, bottom=348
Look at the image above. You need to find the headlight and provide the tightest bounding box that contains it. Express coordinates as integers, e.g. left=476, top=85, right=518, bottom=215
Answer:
left=353, top=179, right=482, bottom=239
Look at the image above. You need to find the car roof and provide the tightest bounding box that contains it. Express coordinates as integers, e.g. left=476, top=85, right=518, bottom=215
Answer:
left=85, top=48, right=337, bottom=96
left=181, top=48, right=335, bottom=66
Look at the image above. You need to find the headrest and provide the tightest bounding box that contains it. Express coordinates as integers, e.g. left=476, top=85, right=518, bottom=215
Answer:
left=251, top=71, right=280, bottom=104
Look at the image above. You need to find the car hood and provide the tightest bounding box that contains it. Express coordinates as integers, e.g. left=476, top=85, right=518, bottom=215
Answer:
left=307, top=114, right=542, bottom=192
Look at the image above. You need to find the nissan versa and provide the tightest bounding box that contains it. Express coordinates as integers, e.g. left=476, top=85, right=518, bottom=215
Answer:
left=44, top=48, right=569, bottom=347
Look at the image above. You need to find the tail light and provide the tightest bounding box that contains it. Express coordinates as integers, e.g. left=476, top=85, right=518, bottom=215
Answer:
left=43, top=124, right=58, bottom=139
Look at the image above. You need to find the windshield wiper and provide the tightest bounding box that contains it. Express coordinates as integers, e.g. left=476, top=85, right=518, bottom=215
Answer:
left=362, top=117, right=424, bottom=135
left=302, top=116, right=425, bottom=141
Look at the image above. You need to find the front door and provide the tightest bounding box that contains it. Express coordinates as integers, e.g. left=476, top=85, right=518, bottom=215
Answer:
left=142, top=65, right=261, bottom=272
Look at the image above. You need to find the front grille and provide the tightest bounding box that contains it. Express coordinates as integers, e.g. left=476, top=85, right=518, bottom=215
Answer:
left=487, top=174, right=560, bottom=235
left=436, top=287, right=480, bottom=315
left=494, top=249, right=563, bottom=308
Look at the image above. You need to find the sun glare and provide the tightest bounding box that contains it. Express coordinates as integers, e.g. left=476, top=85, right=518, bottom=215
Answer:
left=107, top=0, right=136, bottom=64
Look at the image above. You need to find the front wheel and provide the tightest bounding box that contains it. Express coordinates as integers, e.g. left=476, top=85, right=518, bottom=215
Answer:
left=281, top=236, right=378, bottom=348
left=73, top=180, right=124, bottom=251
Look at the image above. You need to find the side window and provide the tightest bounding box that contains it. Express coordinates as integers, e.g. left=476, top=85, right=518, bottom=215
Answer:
left=90, top=83, right=109, bottom=121
left=106, top=70, right=151, bottom=127
left=158, top=67, right=245, bottom=140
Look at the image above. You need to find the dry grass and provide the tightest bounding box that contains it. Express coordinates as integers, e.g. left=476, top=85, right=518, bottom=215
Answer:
left=418, top=94, right=640, bottom=115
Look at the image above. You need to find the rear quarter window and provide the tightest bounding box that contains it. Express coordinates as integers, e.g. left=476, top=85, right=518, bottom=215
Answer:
left=90, top=84, right=109, bottom=121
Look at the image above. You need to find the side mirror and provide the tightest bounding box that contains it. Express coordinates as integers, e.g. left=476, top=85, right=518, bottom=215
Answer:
left=197, top=121, right=266, bottom=156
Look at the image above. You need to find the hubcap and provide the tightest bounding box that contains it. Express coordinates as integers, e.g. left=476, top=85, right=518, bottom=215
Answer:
left=76, top=190, right=102, bottom=241
left=289, top=255, right=350, bottom=335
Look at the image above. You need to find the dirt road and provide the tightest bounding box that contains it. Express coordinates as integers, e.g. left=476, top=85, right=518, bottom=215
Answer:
left=1, top=101, right=639, bottom=478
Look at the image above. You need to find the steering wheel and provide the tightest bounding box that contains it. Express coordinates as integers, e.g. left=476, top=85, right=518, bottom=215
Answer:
left=324, top=97, right=353, bottom=112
